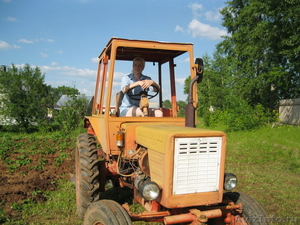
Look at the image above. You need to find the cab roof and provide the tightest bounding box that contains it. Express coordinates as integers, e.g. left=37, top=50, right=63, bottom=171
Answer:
left=98, top=37, right=194, bottom=64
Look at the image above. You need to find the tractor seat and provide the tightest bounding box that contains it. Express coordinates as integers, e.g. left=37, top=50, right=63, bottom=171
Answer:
left=115, top=91, right=124, bottom=117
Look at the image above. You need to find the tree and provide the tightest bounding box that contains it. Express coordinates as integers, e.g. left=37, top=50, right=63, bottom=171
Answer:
left=162, top=100, right=172, bottom=109
left=49, top=85, right=80, bottom=107
left=177, top=100, right=187, bottom=116
left=0, top=64, right=50, bottom=131
left=53, top=95, right=90, bottom=133
left=184, top=54, right=231, bottom=116
left=218, top=0, right=300, bottom=110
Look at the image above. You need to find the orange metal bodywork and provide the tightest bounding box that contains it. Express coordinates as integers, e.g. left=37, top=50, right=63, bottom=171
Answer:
left=135, top=125, right=226, bottom=208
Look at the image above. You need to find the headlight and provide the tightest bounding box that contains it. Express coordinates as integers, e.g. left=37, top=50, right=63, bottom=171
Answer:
left=224, top=173, right=237, bottom=191
left=139, top=181, right=160, bottom=201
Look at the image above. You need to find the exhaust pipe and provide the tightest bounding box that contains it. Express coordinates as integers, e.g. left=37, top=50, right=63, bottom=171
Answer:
left=185, top=58, right=204, bottom=127
left=185, top=76, right=198, bottom=127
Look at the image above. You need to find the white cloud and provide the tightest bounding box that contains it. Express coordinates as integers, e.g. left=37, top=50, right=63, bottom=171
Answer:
left=79, top=88, right=92, bottom=95
left=189, top=3, right=203, bottom=17
left=205, top=11, right=222, bottom=22
left=114, top=71, right=127, bottom=80
left=177, top=57, right=190, bottom=63
left=40, top=52, right=48, bottom=58
left=12, top=64, right=96, bottom=94
left=40, top=65, right=96, bottom=80
left=19, top=39, right=34, bottom=44
left=175, top=25, right=184, bottom=32
left=188, top=19, right=228, bottom=41
left=91, top=57, right=98, bottom=63
left=12, top=64, right=26, bottom=68
left=175, top=78, right=186, bottom=85
left=46, top=80, right=73, bottom=87
left=38, top=38, right=54, bottom=43
left=0, top=40, right=20, bottom=50
left=7, top=16, right=17, bottom=21
left=51, top=62, right=58, bottom=66
left=17, top=38, right=54, bottom=44
left=0, top=41, right=11, bottom=50
left=45, top=39, right=54, bottom=43
left=57, top=50, right=63, bottom=54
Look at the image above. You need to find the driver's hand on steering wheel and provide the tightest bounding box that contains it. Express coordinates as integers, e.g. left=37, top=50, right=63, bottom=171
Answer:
left=139, top=80, right=154, bottom=89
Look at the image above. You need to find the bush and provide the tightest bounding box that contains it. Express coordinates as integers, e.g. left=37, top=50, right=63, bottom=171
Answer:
left=38, top=118, right=60, bottom=133
left=50, top=95, right=90, bottom=134
left=223, top=97, right=272, bottom=132
left=203, top=110, right=224, bottom=127
left=201, top=96, right=277, bottom=132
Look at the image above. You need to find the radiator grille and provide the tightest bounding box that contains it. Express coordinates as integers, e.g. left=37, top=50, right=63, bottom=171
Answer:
left=173, top=137, right=222, bottom=195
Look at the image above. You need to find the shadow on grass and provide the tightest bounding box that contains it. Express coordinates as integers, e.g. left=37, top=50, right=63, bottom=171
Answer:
left=99, top=186, right=134, bottom=205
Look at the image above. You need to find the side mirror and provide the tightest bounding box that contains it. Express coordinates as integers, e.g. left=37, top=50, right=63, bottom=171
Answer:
left=195, top=58, right=204, bottom=83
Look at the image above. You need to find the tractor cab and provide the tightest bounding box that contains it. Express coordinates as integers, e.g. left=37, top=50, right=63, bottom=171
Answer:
left=92, top=38, right=201, bottom=116
left=85, top=38, right=203, bottom=155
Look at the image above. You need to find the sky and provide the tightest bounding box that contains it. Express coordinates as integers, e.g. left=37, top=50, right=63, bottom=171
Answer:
left=0, top=0, right=228, bottom=101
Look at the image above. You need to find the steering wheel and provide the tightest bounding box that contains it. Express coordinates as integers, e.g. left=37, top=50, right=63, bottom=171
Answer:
left=127, top=84, right=160, bottom=100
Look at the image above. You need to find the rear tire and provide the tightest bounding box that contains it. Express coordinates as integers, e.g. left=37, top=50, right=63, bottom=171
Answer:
left=83, top=200, right=132, bottom=225
left=225, top=192, right=269, bottom=225
left=75, top=133, right=100, bottom=220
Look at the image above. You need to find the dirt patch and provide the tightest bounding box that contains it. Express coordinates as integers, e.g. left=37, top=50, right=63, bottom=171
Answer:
left=0, top=145, right=75, bottom=218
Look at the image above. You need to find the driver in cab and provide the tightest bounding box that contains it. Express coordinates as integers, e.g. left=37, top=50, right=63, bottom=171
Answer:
left=120, top=57, right=163, bottom=117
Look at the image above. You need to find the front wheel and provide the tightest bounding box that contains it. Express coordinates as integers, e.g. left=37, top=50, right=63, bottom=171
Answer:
left=83, top=200, right=132, bottom=225
left=225, top=192, right=269, bottom=225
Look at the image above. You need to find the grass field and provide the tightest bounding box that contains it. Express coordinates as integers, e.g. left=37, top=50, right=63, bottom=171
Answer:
left=225, top=125, right=300, bottom=223
left=0, top=125, right=299, bottom=224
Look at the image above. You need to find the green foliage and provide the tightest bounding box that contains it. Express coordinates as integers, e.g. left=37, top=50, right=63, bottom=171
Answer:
left=225, top=97, right=277, bottom=132
left=203, top=110, right=224, bottom=128
left=177, top=100, right=187, bottom=117
left=224, top=97, right=261, bottom=132
left=0, top=135, right=12, bottom=160
left=49, top=85, right=80, bottom=106
left=5, top=155, right=32, bottom=172
left=201, top=95, right=276, bottom=132
left=218, top=0, right=300, bottom=110
left=162, top=100, right=187, bottom=117
left=0, top=64, right=81, bottom=133
left=0, top=64, right=50, bottom=132
left=37, top=119, right=60, bottom=133
left=162, top=100, right=171, bottom=109
left=52, top=95, right=90, bottom=133
left=0, top=208, right=9, bottom=224
left=183, top=0, right=300, bottom=131
left=184, top=54, right=231, bottom=117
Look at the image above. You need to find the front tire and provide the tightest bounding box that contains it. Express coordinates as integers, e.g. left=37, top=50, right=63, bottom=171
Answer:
left=75, top=133, right=100, bottom=220
left=83, top=200, right=132, bottom=225
left=225, top=192, right=269, bottom=225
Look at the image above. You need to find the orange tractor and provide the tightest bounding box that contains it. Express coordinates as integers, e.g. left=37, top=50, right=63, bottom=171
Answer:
left=75, top=38, right=268, bottom=224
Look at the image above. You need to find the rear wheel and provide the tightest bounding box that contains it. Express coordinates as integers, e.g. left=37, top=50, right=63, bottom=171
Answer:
left=225, top=192, right=269, bottom=225
left=75, top=133, right=100, bottom=219
left=83, top=200, right=132, bottom=225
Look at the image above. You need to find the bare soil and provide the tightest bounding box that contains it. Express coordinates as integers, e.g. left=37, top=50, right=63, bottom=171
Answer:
left=0, top=139, right=75, bottom=218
